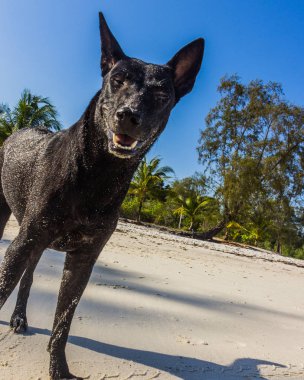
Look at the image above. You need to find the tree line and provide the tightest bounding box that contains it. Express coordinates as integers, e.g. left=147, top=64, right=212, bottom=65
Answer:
left=1, top=77, right=303, bottom=259
left=122, top=75, right=304, bottom=259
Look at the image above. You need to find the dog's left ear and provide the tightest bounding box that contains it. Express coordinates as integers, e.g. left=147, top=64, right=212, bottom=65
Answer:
left=167, top=38, right=204, bottom=103
left=99, top=12, right=126, bottom=76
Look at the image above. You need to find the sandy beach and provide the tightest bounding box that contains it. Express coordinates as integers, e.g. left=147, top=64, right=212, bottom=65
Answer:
left=0, top=216, right=304, bottom=380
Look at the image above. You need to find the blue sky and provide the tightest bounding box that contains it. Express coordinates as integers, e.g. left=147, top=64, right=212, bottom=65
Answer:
left=1, top=0, right=303, bottom=179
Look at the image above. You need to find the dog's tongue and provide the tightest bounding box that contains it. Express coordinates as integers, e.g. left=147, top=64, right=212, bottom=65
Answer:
left=113, top=133, right=136, bottom=147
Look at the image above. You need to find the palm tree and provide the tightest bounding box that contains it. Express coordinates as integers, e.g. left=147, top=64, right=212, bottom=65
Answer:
left=129, top=156, right=174, bottom=221
left=174, top=194, right=215, bottom=231
left=0, top=104, right=14, bottom=145
left=0, top=89, right=61, bottom=145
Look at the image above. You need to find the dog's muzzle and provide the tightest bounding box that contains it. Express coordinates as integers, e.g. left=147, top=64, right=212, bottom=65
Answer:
left=105, top=106, right=145, bottom=158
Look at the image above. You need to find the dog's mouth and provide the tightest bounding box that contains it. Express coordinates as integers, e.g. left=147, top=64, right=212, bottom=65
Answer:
left=107, top=131, right=143, bottom=158
left=113, top=133, right=138, bottom=149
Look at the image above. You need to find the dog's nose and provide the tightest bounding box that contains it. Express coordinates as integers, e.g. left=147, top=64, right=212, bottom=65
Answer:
left=116, top=107, right=140, bottom=126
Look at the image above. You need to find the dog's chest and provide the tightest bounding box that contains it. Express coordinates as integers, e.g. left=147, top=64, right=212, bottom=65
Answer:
left=50, top=198, right=120, bottom=252
left=50, top=216, right=116, bottom=251
left=47, top=142, right=134, bottom=251
left=50, top=229, right=96, bottom=251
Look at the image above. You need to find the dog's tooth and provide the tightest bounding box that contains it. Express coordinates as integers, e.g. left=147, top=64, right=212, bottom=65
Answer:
left=130, top=140, right=138, bottom=149
left=112, top=133, right=138, bottom=150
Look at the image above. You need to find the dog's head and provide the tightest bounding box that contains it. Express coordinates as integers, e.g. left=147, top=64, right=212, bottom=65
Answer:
left=95, top=12, right=204, bottom=159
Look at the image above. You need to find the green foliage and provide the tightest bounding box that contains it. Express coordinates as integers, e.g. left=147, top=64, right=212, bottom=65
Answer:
left=128, top=156, right=174, bottom=221
left=121, top=196, right=178, bottom=226
left=293, top=247, right=304, bottom=260
left=197, top=75, right=304, bottom=255
left=121, top=76, right=304, bottom=257
left=122, top=166, right=222, bottom=233
left=226, top=221, right=262, bottom=245
left=0, top=89, right=61, bottom=145
left=120, top=195, right=140, bottom=220
left=142, top=199, right=178, bottom=225
left=168, top=173, right=221, bottom=231
left=173, top=194, right=216, bottom=231
left=171, top=172, right=208, bottom=199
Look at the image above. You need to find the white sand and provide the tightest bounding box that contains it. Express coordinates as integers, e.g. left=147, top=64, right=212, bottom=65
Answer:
left=0, top=216, right=304, bottom=380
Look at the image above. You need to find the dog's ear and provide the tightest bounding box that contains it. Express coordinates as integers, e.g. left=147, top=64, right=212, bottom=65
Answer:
left=167, top=38, right=204, bottom=103
left=99, top=12, right=126, bottom=76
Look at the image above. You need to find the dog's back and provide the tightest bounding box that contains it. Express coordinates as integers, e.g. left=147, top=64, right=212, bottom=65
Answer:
left=1, top=128, right=54, bottom=224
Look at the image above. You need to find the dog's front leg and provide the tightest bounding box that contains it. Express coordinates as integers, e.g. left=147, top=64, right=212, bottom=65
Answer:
left=48, top=248, right=100, bottom=380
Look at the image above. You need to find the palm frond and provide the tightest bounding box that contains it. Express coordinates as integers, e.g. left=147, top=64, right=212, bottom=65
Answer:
left=0, top=89, right=62, bottom=144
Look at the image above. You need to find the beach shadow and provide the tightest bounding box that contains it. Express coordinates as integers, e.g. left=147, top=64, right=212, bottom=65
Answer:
left=0, top=239, right=12, bottom=247
left=0, top=321, right=285, bottom=379
left=67, top=335, right=284, bottom=379
left=89, top=264, right=304, bottom=322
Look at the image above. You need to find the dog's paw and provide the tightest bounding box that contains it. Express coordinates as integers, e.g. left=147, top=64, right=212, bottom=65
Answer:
left=9, top=314, right=28, bottom=333
left=50, top=368, right=85, bottom=380
left=53, top=374, right=83, bottom=380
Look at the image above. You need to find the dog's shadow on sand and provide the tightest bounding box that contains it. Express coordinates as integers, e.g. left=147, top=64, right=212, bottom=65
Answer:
left=67, top=336, right=284, bottom=379
left=0, top=321, right=285, bottom=379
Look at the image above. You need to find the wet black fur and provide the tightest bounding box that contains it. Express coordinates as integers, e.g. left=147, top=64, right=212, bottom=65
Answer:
left=0, top=12, right=204, bottom=380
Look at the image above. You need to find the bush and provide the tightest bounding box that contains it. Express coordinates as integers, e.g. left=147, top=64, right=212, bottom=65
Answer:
left=120, top=196, right=140, bottom=220
left=143, top=199, right=178, bottom=226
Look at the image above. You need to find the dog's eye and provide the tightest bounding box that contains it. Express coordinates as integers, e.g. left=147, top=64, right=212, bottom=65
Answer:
left=154, top=93, right=169, bottom=104
left=111, top=76, right=124, bottom=87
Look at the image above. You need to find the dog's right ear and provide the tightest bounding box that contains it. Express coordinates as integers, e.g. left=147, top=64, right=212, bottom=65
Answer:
left=99, top=12, right=126, bottom=77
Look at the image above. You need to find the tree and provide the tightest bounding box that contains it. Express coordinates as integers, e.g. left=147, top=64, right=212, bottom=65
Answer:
left=169, top=173, right=220, bottom=231
left=128, top=156, right=174, bottom=221
left=0, top=89, right=61, bottom=145
left=174, top=194, right=215, bottom=231
left=0, top=104, right=14, bottom=145
left=197, top=75, right=304, bottom=251
left=171, top=172, right=208, bottom=199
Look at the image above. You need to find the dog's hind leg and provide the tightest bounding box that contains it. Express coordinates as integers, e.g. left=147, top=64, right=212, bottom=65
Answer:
left=9, top=254, right=40, bottom=332
left=0, top=147, right=11, bottom=240
left=0, top=223, right=49, bottom=310
left=0, top=200, right=11, bottom=240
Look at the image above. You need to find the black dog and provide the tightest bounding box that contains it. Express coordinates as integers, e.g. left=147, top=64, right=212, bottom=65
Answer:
left=0, top=12, right=204, bottom=380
